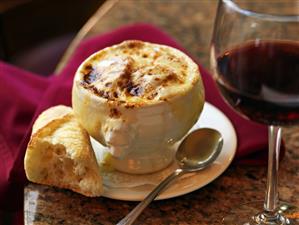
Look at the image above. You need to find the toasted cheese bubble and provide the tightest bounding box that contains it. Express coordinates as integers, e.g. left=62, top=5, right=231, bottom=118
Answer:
left=79, top=40, right=201, bottom=106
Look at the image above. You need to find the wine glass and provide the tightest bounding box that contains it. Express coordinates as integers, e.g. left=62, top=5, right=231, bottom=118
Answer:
left=210, top=0, right=299, bottom=224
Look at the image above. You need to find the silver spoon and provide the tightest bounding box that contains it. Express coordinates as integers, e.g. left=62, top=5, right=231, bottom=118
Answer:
left=116, top=128, right=224, bottom=225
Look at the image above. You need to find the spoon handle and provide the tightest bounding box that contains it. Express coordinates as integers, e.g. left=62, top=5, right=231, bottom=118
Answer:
left=116, top=168, right=184, bottom=225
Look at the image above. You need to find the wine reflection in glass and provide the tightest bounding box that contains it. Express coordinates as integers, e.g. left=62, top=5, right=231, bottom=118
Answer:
left=211, top=0, right=299, bottom=224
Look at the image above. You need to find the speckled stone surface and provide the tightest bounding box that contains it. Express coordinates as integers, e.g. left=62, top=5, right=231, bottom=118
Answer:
left=25, top=1, right=299, bottom=224
left=83, top=0, right=217, bottom=70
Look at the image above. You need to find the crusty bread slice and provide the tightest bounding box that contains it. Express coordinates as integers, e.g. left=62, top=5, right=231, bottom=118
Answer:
left=24, top=105, right=102, bottom=197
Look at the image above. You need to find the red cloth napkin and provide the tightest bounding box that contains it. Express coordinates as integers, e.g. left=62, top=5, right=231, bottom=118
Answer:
left=0, top=24, right=270, bottom=224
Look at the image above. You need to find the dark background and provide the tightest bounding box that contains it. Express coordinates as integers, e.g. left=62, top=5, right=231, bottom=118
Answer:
left=0, top=0, right=106, bottom=75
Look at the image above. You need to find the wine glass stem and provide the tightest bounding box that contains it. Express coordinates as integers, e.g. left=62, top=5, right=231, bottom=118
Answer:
left=263, top=126, right=282, bottom=219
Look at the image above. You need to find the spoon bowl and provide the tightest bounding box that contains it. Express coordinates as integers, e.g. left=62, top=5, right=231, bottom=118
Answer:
left=117, top=128, right=223, bottom=225
left=176, top=128, right=223, bottom=171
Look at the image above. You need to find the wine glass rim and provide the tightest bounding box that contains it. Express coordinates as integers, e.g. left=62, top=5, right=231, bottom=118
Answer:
left=223, top=0, right=299, bottom=22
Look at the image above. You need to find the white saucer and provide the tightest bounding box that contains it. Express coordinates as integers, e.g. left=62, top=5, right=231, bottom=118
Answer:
left=92, top=102, right=237, bottom=201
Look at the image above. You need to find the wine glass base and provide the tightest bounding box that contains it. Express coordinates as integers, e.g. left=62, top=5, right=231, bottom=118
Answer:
left=223, top=201, right=299, bottom=225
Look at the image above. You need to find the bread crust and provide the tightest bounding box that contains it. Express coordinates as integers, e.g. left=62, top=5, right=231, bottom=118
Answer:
left=24, top=105, right=102, bottom=197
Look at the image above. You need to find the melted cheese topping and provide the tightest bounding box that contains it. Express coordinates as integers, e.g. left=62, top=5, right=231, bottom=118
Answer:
left=79, top=40, right=199, bottom=106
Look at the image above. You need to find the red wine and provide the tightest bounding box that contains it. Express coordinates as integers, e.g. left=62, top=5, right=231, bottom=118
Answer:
left=216, top=40, right=299, bottom=125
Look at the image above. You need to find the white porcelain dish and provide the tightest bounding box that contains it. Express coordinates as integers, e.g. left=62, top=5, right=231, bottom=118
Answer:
left=92, top=102, right=237, bottom=201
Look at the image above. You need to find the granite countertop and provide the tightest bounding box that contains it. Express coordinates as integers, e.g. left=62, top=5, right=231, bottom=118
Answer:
left=25, top=1, right=299, bottom=224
